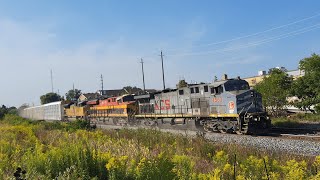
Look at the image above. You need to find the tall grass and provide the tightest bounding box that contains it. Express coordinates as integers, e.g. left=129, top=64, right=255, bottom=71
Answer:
left=0, top=115, right=319, bottom=179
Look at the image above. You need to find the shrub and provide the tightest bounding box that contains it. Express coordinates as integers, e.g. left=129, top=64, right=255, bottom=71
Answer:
left=172, top=155, right=195, bottom=179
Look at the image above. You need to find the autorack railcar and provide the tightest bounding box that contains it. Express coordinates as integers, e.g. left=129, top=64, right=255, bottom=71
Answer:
left=19, top=101, right=64, bottom=121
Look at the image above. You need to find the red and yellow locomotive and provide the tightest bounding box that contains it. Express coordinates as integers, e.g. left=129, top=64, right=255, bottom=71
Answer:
left=87, top=95, right=137, bottom=124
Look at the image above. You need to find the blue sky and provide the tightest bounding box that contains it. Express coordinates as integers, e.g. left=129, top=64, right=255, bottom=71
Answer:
left=1, top=1, right=320, bottom=106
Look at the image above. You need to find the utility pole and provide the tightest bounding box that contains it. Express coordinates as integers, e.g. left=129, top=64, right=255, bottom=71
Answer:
left=140, top=58, right=146, bottom=92
left=50, top=69, right=54, bottom=93
left=160, top=51, right=166, bottom=90
left=101, top=74, right=104, bottom=94
left=72, top=83, right=75, bottom=101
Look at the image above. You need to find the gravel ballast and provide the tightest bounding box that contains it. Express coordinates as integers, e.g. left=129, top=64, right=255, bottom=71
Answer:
left=96, top=124, right=320, bottom=156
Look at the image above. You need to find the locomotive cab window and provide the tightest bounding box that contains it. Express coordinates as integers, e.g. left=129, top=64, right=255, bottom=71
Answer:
left=215, top=85, right=224, bottom=94
left=210, top=87, right=215, bottom=94
left=195, top=87, right=199, bottom=93
left=224, top=80, right=250, bottom=91
left=179, top=89, right=184, bottom=95
left=204, top=85, right=208, bottom=92
left=123, top=95, right=134, bottom=102
left=190, top=88, right=194, bottom=94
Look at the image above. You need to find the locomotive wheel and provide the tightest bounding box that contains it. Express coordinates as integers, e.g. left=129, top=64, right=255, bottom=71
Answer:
left=219, top=129, right=228, bottom=133
left=151, top=120, right=158, bottom=127
left=203, top=125, right=212, bottom=132
left=113, top=119, right=119, bottom=125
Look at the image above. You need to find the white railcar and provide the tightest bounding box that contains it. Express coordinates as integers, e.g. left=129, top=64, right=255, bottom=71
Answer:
left=19, top=101, right=64, bottom=121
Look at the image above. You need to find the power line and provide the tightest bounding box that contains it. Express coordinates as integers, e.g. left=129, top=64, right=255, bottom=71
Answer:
left=167, top=23, right=320, bottom=57
left=137, top=13, right=320, bottom=68
left=166, top=12, right=320, bottom=52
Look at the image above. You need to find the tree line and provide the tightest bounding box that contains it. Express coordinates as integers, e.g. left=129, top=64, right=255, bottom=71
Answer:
left=255, top=53, right=320, bottom=116
left=0, top=105, right=17, bottom=119
left=39, top=89, right=82, bottom=105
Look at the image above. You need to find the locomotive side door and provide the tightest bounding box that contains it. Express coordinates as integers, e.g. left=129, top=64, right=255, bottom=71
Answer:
left=200, top=85, right=210, bottom=117
left=190, top=85, right=210, bottom=117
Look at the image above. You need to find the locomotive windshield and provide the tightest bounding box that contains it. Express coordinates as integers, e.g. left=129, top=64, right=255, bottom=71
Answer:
left=224, top=80, right=249, bottom=91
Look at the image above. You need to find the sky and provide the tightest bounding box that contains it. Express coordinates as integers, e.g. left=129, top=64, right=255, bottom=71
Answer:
left=1, top=1, right=320, bottom=107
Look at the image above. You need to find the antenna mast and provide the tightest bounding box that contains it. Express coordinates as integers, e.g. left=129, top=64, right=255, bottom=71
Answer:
left=140, top=58, right=146, bottom=92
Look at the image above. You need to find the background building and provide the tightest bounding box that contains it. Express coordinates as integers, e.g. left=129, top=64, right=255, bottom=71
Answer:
left=242, top=67, right=305, bottom=87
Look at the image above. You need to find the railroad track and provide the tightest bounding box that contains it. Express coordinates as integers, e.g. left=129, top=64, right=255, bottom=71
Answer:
left=92, top=122, right=320, bottom=156
left=268, top=126, right=320, bottom=141
left=278, top=133, right=320, bottom=141
left=90, top=121, right=320, bottom=142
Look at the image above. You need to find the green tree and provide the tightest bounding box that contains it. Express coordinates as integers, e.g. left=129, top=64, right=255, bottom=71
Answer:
left=290, top=53, right=320, bottom=113
left=7, top=106, right=17, bottom=115
left=0, top=105, right=7, bottom=119
left=255, top=69, right=293, bottom=116
left=65, top=89, right=82, bottom=101
left=176, top=80, right=188, bottom=88
left=0, top=105, right=17, bottom=119
left=40, top=92, right=62, bottom=105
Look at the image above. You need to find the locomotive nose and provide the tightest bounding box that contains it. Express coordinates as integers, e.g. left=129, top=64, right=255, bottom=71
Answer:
left=236, top=90, right=263, bottom=114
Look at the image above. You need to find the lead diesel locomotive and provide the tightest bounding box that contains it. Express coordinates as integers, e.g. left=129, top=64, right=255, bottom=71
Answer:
left=20, top=78, right=271, bottom=134
left=134, top=78, right=270, bottom=134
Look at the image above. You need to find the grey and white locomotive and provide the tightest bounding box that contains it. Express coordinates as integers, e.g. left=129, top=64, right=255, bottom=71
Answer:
left=135, top=77, right=270, bottom=134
